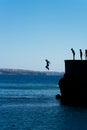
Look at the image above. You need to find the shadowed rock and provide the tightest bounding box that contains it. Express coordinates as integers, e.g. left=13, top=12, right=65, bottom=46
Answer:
left=57, top=60, right=87, bottom=106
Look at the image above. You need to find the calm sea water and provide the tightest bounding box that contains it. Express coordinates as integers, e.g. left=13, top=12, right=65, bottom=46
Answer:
left=0, top=74, right=87, bottom=130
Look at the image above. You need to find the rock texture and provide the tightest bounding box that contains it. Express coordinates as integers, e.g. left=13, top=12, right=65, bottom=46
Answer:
left=58, top=60, right=87, bottom=105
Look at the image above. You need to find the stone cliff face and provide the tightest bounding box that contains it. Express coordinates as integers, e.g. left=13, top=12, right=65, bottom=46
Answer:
left=58, top=60, right=87, bottom=105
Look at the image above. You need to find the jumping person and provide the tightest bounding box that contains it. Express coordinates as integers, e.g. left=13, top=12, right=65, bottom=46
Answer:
left=45, top=59, right=50, bottom=70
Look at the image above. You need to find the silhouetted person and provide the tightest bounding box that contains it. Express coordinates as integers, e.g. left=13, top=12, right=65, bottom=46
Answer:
left=85, top=50, right=87, bottom=60
left=45, top=59, right=50, bottom=70
left=80, top=49, right=82, bottom=60
left=71, top=48, right=75, bottom=60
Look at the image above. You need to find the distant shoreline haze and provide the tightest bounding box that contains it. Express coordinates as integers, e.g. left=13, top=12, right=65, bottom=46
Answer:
left=0, top=68, right=64, bottom=75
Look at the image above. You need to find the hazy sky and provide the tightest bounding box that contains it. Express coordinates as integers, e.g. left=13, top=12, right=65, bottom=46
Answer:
left=0, top=0, right=87, bottom=72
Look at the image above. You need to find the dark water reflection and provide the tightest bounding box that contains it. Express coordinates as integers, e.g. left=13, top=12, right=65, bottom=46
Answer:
left=0, top=74, right=86, bottom=130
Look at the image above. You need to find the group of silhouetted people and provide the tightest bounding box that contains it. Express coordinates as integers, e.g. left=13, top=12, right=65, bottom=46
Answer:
left=71, top=48, right=87, bottom=60
left=45, top=49, right=87, bottom=71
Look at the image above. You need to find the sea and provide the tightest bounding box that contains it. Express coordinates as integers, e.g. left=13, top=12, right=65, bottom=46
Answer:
left=0, top=74, right=87, bottom=130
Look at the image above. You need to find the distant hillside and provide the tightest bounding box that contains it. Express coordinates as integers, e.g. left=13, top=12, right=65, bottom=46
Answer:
left=0, top=68, right=64, bottom=75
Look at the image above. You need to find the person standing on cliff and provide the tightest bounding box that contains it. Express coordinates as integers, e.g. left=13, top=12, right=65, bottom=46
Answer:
left=71, top=48, right=75, bottom=60
left=85, top=50, right=87, bottom=60
left=80, top=49, right=82, bottom=60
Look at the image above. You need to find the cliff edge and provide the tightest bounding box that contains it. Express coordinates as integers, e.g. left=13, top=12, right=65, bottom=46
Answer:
left=57, top=60, right=87, bottom=106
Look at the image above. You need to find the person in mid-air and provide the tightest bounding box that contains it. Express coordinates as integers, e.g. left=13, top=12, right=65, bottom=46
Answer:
left=71, top=48, right=75, bottom=60
left=45, top=59, right=50, bottom=70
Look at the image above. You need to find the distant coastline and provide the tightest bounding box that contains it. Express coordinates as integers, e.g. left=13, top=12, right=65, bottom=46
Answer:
left=0, top=68, right=64, bottom=75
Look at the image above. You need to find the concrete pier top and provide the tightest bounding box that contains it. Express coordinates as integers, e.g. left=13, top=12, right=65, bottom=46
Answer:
left=65, top=60, right=87, bottom=76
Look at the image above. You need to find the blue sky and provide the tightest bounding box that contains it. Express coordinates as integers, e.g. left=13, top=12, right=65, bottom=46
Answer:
left=0, top=0, right=87, bottom=72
